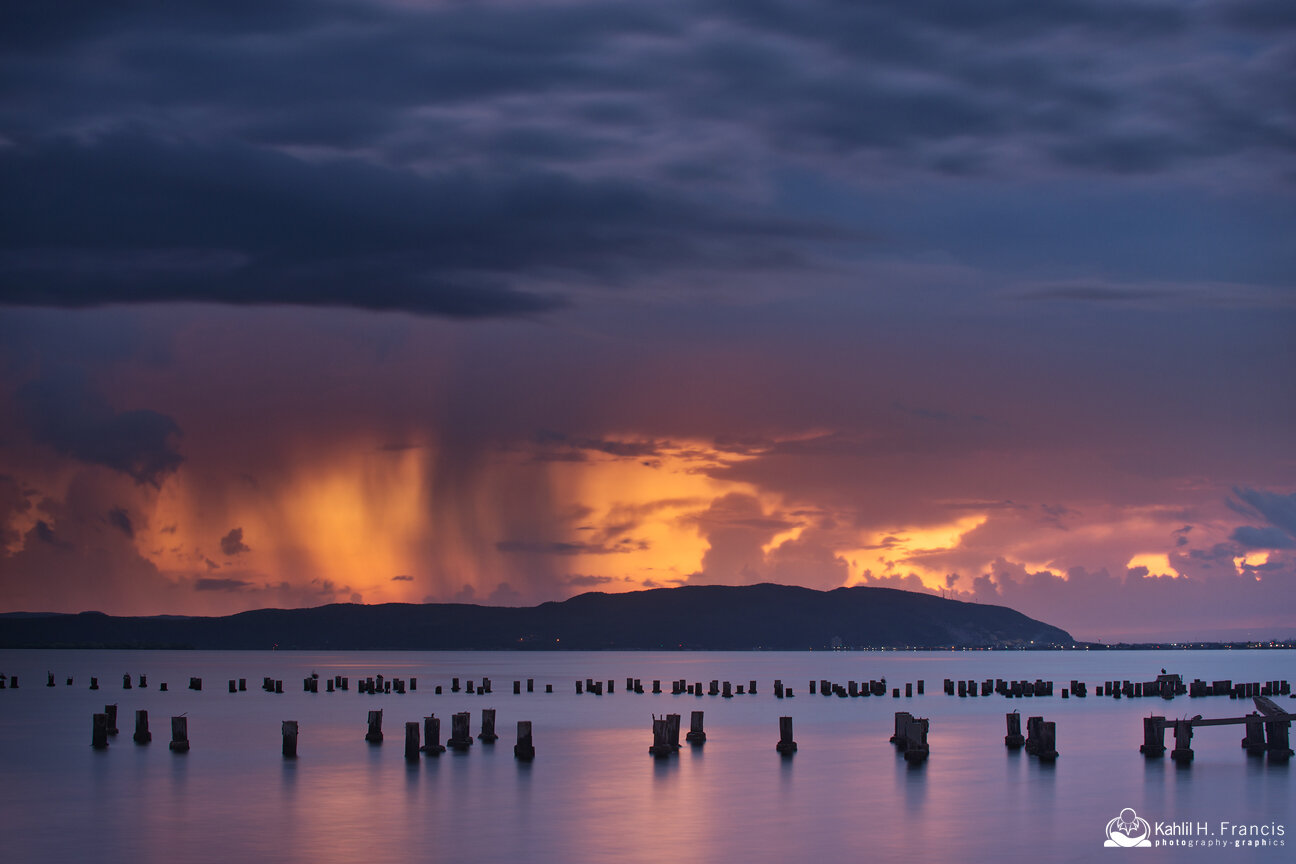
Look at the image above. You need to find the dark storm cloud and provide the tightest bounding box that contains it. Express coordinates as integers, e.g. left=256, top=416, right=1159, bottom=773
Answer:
left=1229, top=488, right=1296, bottom=549
left=15, top=369, right=183, bottom=486
left=495, top=538, right=650, bottom=556
left=219, top=527, right=250, bottom=557
left=1, top=1, right=1291, bottom=318
left=194, top=577, right=252, bottom=592
left=32, top=520, right=72, bottom=550
left=107, top=507, right=134, bottom=539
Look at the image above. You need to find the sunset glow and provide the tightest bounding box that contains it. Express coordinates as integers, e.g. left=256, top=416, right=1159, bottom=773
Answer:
left=1, top=0, right=1292, bottom=642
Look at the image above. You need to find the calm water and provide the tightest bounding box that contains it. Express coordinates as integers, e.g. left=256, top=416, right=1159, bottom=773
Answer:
left=0, top=650, right=1291, bottom=863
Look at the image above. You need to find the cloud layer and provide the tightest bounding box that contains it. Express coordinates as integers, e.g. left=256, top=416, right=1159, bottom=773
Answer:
left=0, top=1, right=1292, bottom=640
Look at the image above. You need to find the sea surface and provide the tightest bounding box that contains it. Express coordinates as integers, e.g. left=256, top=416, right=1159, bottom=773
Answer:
left=0, top=649, right=1291, bottom=863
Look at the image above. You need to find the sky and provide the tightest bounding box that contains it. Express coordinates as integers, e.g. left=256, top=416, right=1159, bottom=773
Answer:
left=1, top=0, right=1293, bottom=642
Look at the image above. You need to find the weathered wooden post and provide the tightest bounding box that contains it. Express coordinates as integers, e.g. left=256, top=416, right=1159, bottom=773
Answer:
left=722, top=681, right=732, bottom=698
left=774, top=679, right=784, bottom=698
left=479, top=708, right=499, bottom=742
left=169, top=716, right=190, bottom=752
left=1139, top=716, right=1166, bottom=757
left=1170, top=721, right=1194, bottom=763
left=686, top=710, right=706, bottom=744
left=649, top=716, right=672, bottom=757
left=365, top=709, right=384, bottom=743
left=666, top=713, right=681, bottom=751
left=515, top=721, right=535, bottom=761
left=1037, top=721, right=1058, bottom=761
left=283, top=720, right=298, bottom=757
left=776, top=716, right=797, bottom=755
left=576, top=680, right=583, bottom=694
left=1265, top=719, right=1293, bottom=760
left=275, top=680, right=283, bottom=694
left=1005, top=712, right=1025, bottom=748
left=514, top=681, right=521, bottom=695
left=134, top=710, right=152, bottom=744
left=122, top=673, right=131, bottom=690
left=903, top=718, right=929, bottom=763
left=410, top=678, right=417, bottom=691
left=92, top=713, right=109, bottom=749
left=230, top=680, right=237, bottom=693
left=90, top=677, right=98, bottom=690
left=709, top=680, right=720, bottom=696
left=448, top=712, right=473, bottom=751
left=405, top=721, right=421, bottom=762
left=905, top=683, right=913, bottom=698
left=527, top=678, right=534, bottom=693
left=422, top=715, right=446, bottom=754
left=917, top=680, right=924, bottom=695
left=1242, top=715, right=1267, bottom=756
left=891, top=711, right=913, bottom=744
left=105, top=704, right=119, bottom=736
left=1024, top=716, right=1045, bottom=755
left=47, top=672, right=55, bottom=687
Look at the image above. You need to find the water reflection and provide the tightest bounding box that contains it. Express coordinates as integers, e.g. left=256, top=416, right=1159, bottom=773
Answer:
left=898, top=753, right=926, bottom=813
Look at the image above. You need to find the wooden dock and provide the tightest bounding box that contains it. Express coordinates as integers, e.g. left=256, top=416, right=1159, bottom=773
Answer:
left=1142, top=696, right=1293, bottom=763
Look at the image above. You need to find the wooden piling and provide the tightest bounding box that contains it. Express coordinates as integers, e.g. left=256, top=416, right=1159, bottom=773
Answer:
left=479, top=708, right=499, bottom=742
left=47, top=672, right=55, bottom=687
left=649, top=716, right=672, bottom=757
left=1242, top=715, right=1267, bottom=756
left=514, top=681, right=521, bottom=694
left=422, top=715, right=446, bottom=755
left=686, top=710, right=706, bottom=744
left=1139, top=716, right=1166, bottom=757
left=1036, top=721, right=1058, bottom=761
left=1265, top=719, right=1293, bottom=760
left=776, top=716, right=797, bottom=754
left=405, top=722, right=421, bottom=762
left=92, top=713, right=109, bottom=749
left=105, top=704, right=119, bottom=736
left=283, top=720, right=298, bottom=758
left=903, top=718, right=930, bottom=763
left=515, top=720, right=536, bottom=761
left=666, top=713, right=681, bottom=751
left=365, top=709, right=384, bottom=744
left=1005, top=712, right=1025, bottom=748
left=1170, top=721, right=1194, bottom=763
left=134, top=709, right=152, bottom=744
left=230, top=680, right=237, bottom=693
left=169, top=716, right=190, bottom=753
left=1024, top=716, right=1044, bottom=755
left=448, top=712, right=473, bottom=751
left=891, top=711, right=913, bottom=744
left=527, top=678, right=535, bottom=693
left=90, top=677, right=98, bottom=690
left=722, top=681, right=732, bottom=698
